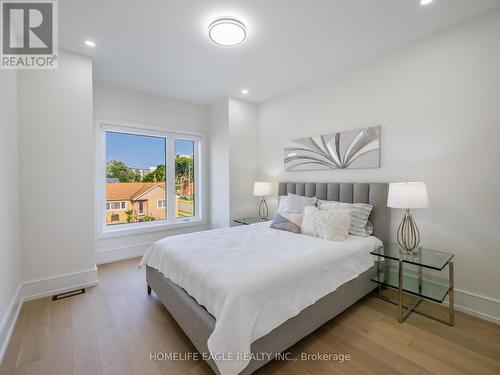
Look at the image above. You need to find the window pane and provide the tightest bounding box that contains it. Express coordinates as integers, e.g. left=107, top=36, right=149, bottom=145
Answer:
left=105, top=131, right=167, bottom=226
left=175, top=139, right=195, bottom=218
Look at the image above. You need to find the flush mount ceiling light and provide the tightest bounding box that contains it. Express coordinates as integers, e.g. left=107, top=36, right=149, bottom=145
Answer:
left=241, top=89, right=249, bottom=95
left=208, top=17, right=247, bottom=46
left=420, top=0, right=433, bottom=5
left=84, top=40, right=96, bottom=47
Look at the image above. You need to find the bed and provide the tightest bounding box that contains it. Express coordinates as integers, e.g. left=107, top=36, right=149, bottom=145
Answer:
left=141, top=182, right=388, bottom=375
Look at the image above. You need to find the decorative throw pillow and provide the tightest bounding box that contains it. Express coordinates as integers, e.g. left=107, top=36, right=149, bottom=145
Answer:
left=300, top=206, right=351, bottom=241
left=278, top=193, right=317, bottom=214
left=270, top=212, right=304, bottom=233
left=318, top=200, right=373, bottom=237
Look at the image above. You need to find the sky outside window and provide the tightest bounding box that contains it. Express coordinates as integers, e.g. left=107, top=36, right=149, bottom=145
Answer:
left=106, top=132, right=193, bottom=168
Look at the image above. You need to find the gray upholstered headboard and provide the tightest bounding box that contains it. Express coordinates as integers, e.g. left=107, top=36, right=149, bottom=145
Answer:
left=278, top=182, right=389, bottom=244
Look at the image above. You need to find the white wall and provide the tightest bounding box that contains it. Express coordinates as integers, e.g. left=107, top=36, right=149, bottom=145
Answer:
left=257, top=11, right=500, bottom=320
left=208, top=98, right=259, bottom=228
left=228, top=98, right=259, bottom=222
left=18, top=51, right=97, bottom=287
left=93, top=82, right=210, bottom=262
left=208, top=98, right=230, bottom=228
left=0, top=71, right=21, bottom=360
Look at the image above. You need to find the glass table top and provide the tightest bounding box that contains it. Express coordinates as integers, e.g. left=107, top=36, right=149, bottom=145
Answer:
left=371, top=243, right=454, bottom=271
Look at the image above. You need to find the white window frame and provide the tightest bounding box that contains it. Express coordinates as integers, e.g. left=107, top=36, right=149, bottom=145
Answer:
left=95, top=120, right=204, bottom=239
left=107, top=201, right=127, bottom=211
left=157, top=199, right=166, bottom=209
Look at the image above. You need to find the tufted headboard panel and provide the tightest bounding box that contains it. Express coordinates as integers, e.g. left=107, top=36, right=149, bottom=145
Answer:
left=278, top=182, right=389, bottom=244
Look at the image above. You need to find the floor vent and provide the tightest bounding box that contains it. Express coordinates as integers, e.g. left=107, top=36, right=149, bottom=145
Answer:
left=52, top=288, right=86, bottom=301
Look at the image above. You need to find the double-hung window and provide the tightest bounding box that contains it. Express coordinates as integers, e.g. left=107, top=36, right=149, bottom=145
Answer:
left=96, top=121, right=202, bottom=238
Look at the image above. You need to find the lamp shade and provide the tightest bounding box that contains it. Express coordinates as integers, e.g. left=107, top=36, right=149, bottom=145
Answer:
left=387, top=182, right=429, bottom=209
left=253, top=182, right=273, bottom=197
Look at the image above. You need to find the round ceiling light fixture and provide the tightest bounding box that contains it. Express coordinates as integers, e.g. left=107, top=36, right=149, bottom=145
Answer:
left=208, top=17, right=247, bottom=46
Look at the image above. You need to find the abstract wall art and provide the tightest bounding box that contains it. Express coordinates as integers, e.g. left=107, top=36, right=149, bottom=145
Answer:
left=284, top=126, right=380, bottom=171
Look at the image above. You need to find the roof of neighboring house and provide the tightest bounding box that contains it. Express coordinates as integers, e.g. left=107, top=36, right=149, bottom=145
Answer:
left=106, top=182, right=165, bottom=201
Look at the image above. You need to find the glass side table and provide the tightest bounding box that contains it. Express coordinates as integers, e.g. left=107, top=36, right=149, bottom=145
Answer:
left=371, top=244, right=455, bottom=326
left=233, top=217, right=268, bottom=225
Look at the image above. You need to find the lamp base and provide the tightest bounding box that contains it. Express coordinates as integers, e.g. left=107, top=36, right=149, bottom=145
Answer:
left=259, top=198, right=269, bottom=220
left=397, top=209, right=421, bottom=251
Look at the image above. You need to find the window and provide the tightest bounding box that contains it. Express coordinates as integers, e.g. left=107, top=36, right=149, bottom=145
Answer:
left=175, top=139, right=195, bottom=218
left=105, top=131, right=166, bottom=226
left=97, top=122, right=202, bottom=238
left=106, top=201, right=126, bottom=211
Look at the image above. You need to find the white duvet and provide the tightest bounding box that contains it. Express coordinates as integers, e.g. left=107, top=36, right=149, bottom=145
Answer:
left=139, top=222, right=382, bottom=375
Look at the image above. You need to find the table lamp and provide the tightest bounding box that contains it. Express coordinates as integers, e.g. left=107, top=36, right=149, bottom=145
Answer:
left=387, top=182, right=429, bottom=251
left=253, top=182, right=273, bottom=220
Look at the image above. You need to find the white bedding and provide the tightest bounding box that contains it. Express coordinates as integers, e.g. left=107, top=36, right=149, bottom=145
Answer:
left=139, top=222, right=382, bottom=375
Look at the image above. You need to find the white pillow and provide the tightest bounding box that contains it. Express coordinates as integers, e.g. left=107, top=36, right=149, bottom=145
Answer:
left=278, top=193, right=317, bottom=214
left=318, top=200, right=373, bottom=237
left=301, top=206, right=351, bottom=241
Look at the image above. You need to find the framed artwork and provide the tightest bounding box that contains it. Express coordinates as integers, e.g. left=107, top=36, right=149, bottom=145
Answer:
left=284, top=126, right=380, bottom=171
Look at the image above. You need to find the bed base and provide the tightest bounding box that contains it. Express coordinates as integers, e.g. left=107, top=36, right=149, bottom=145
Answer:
left=146, top=265, right=377, bottom=375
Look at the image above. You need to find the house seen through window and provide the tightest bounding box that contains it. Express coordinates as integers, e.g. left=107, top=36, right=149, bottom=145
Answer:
left=105, top=129, right=197, bottom=227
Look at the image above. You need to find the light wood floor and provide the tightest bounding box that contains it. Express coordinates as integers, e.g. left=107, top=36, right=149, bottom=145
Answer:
left=1, top=257, right=500, bottom=375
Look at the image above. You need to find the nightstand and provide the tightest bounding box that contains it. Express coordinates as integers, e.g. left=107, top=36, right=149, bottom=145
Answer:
left=233, top=217, right=268, bottom=225
left=371, top=244, right=455, bottom=326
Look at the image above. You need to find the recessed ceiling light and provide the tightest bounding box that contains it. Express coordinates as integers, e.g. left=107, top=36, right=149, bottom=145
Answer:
left=420, top=0, right=433, bottom=5
left=208, top=17, right=247, bottom=46
left=84, top=40, right=96, bottom=47
left=241, top=89, right=249, bottom=95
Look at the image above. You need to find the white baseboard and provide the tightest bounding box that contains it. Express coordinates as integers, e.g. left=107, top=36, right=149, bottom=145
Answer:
left=21, top=267, right=99, bottom=301
left=445, top=288, right=500, bottom=325
left=95, top=242, right=150, bottom=265
left=0, top=285, right=23, bottom=365
left=0, top=267, right=99, bottom=365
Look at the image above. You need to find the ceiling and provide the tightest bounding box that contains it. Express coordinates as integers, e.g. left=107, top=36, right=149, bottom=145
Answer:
left=60, top=0, right=500, bottom=105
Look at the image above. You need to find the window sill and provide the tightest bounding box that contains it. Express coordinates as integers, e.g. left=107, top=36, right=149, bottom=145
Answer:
left=96, top=218, right=207, bottom=240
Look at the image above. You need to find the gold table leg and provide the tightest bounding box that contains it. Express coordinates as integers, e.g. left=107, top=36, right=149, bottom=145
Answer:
left=398, top=259, right=404, bottom=323
left=449, top=261, right=454, bottom=326
left=377, top=260, right=454, bottom=326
